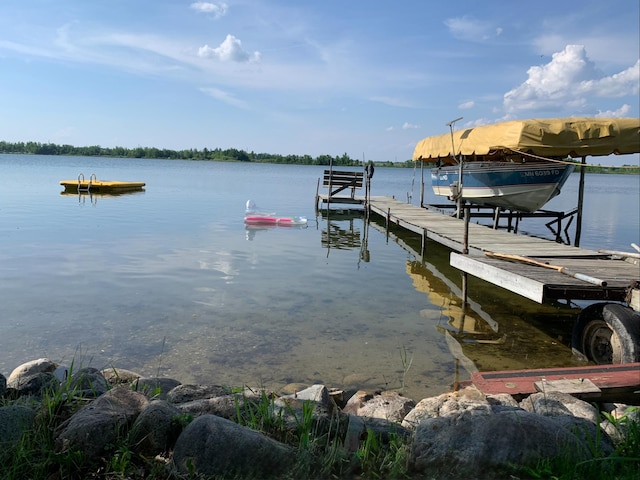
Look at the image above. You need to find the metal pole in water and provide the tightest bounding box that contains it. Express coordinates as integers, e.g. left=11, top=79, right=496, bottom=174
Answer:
left=446, top=117, right=464, bottom=219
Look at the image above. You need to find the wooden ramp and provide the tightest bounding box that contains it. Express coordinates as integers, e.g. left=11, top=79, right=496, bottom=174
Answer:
left=368, top=197, right=640, bottom=305
left=469, top=363, right=640, bottom=402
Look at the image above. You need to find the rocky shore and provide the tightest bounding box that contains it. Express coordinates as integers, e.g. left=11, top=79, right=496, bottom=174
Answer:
left=1, top=358, right=638, bottom=479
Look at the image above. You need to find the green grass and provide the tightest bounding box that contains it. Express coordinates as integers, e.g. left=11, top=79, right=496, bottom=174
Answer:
left=520, top=406, right=640, bottom=480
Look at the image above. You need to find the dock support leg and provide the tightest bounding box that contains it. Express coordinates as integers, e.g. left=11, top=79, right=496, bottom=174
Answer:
left=461, top=204, right=470, bottom=309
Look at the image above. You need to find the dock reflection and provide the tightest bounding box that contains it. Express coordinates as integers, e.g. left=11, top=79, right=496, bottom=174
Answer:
left=319, top=211, right=586, bottom=383
left=60, top=190, right=145, bottom=206
left=317, top=209, right=370, bottom=263
left=370, top=217, right=586, bottom=378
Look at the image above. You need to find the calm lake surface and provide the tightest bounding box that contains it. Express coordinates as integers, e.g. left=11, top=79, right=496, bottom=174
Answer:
left=1, top=154, right=638, bottom=400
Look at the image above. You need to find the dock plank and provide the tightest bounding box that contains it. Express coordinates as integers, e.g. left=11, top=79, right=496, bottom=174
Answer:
left=368, top=197, right=640, bottom=304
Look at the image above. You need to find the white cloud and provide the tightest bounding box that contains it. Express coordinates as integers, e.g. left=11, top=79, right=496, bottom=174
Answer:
left=595, top=104, right=632, bottom=118
left=503, top=45, right=638, bottom=113
left=576, top=60, right=640, bottom=98
left=370, top=96, right=417, bottom=108
left=445, top=16, right=502, bottom=41
left=200, top=87, right=248, bottom=109
left=458, top=100, right=474, bottom=109
left=198, top=34, right=261, bottom=63
left=402, top=122, right=419, bottom=129
left=190, top=2, right=228, bottom=19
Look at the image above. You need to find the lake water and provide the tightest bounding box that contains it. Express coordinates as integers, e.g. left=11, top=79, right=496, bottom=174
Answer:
left=0, top=154, right=638, bottom=401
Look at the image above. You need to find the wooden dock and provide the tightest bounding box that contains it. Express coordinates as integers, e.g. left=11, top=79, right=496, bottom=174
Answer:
left=367, top=197, right=640, bottom=306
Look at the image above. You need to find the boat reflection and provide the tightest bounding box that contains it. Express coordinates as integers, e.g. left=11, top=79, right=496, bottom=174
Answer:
left=59, top=189, right=145, bottom=206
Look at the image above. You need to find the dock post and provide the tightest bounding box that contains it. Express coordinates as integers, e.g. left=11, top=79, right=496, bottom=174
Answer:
left=420, top=160, right=424, bottom=207
left=386, top=208, right=391, bottom=238
left=575, top=156, right=586, bottom=247
left=461, top=204, right=470, bottom=310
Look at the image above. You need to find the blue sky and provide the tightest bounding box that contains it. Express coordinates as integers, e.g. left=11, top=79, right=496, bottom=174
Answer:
left=1, top=1, right=638, bottom=163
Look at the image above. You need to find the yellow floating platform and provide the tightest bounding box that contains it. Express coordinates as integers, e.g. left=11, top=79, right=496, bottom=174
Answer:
left=60, top=174, right=145, bottom=193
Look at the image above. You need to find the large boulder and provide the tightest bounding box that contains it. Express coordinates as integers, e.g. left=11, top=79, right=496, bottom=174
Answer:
left=171, top=414, right=294, bottom=478
left=55, top=386, right=149, bottom=464
left=409, top=408, right=604, bottom=479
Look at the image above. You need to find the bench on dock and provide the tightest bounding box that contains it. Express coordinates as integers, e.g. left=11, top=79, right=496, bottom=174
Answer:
left=323, top=169, right=363, bottom=198
left=316, top=169, right=365, bottom=209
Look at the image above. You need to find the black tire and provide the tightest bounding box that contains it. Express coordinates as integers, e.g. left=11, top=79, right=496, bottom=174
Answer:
left=571, top=302, right=640, bottom=364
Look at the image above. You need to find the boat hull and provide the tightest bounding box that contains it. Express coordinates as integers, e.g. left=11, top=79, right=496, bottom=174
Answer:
left=431, top=162, right=575, bottom=212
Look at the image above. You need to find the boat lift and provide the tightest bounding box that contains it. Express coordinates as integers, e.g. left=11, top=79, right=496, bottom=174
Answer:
left=410, top=117, right=640, bottom=367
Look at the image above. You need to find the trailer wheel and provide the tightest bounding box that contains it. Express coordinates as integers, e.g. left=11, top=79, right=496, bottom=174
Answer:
left=572, top=303, right=640, bottom=364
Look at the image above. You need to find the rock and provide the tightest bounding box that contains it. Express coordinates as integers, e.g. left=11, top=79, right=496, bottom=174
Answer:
left=176, top=388, right=264, bottom=420
left=0, top=373, right=6, bottom=398
left=6, top=358, right=59, bottom=397
left=7, top=358, right=57, bottom=385
left=101, top=367, right=142, bottom=385
left=0, top=405, right=36, bottom=452
left=275, top=384, right=336, bottom=415
left=520, top=391, right=599, bottom=424
left=600, top=404, right=640, bottom=445
left=280, top=383, right=309, bottom=395
left=132, top=377, right=181, bottom=399
left=342, top=389, right=377, bottom=414
left=352, top=391, right=415, bottom=423
left=274, top=384, right=345, bottom=439
left=410, top=409, right=596, bottom=479
left=171, top=414, right=294, bottom=478
left=68, top=367, right=109, bottom=398
left=55, top=386, right=149, bottom=464
left=129, top=400, right=184, bottom=457
left=402, top=388, right=519, bottom=430
left=166, top=384, right=232, bottom=404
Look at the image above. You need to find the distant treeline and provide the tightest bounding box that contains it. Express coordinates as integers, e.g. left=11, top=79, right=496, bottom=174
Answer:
left=0, top=140, right=637, bottom=173
left=0, top=140, right=408, bottom=168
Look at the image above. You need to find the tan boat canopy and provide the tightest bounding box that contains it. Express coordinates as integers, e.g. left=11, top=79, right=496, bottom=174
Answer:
left=412, top=117, right=640, bottom=165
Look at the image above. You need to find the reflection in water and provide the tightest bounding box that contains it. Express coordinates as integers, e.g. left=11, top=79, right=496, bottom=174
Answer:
left=319, top=211, right=363, bottom=250
left=318, top=210, right=372, bottom=266
left=60, top=190, right=145, bottom=206
left=363, top=216, right=585, bottom=382
left=245, top=224, right=308, bottom=241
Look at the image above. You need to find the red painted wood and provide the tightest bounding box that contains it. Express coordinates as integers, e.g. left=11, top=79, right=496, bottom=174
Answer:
left=471, top=362, right=640, bottom=396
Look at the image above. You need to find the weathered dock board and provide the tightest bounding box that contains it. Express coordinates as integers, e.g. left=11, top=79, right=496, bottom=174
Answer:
left=368, top=197, right=640, bottom=305
left=470, top=362, right=640, bottom=402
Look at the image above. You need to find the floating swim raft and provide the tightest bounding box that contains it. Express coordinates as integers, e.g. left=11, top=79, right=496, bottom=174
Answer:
left=60, top=173, right=145, bottom=193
